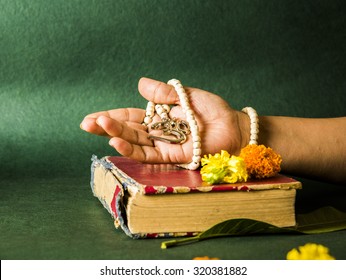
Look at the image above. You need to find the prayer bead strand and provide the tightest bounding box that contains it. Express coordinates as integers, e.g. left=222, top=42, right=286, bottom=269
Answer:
left=241, top=107, right=259, bottom=145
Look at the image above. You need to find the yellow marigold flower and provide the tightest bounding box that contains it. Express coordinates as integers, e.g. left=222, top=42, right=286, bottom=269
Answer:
left=286, top=243, right=335, bottom=260
left=239, top=144, right=282, bottom=179
left=200, top=150, right=248, bottom=184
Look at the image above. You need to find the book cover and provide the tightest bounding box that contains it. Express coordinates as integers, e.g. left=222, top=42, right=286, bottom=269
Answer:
left=90, top=155, right=302, bottom=239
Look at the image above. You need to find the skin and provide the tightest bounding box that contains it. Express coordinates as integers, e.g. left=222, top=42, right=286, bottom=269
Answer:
left=80, top=77, right=346, bottom=184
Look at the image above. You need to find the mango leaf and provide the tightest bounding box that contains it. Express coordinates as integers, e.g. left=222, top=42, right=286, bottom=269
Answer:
left=161, top=206, right=346, bottom=249
left=296, top=206, right=346, bottom=234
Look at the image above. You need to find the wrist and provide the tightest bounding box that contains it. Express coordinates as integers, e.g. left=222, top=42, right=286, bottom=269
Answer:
left=235, top=107, right=260, bottom=155
left=236, top=110, right=251, bottom=154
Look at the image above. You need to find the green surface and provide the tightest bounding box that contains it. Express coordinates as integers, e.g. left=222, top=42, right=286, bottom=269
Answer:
left=1, top=0, right=345, bottom=259
left=1, top=176, right=346, bottom=260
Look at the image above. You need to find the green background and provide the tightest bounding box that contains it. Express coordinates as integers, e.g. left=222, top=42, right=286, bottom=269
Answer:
left=1, top=0, right=345, bottom=259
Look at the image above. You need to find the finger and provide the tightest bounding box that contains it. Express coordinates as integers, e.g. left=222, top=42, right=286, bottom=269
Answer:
left=138, top=77, right=179, bottom=105
left=80, top=117, right=108, bottom=136
left=126, top=122, right=148, bottom=131
left=83, top=108, right=146, bottom=123
left=80, top=108, right=146, bottom=136
left=109, top=137, right=165, bottom=163
left=80, top=118, right=147, bottom=137
left=96, top=115, right=153, bottom=146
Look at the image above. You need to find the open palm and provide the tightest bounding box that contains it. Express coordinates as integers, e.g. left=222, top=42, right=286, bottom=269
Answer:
left=80, top=78, right=247, bottom=164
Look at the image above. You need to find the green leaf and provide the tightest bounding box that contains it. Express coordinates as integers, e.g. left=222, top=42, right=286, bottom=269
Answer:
left=296, top=206, right=346, bottom=234
left=161, top=206, right=346, bottom=249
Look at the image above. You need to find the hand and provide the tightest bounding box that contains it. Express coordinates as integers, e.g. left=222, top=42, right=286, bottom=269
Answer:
left=80, top=77, right=249, bottom=164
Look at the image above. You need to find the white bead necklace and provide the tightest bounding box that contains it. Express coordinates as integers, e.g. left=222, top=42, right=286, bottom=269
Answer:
left=241, top=107, right=259, bottom=145
left=143, top=79, right=201, bottom=170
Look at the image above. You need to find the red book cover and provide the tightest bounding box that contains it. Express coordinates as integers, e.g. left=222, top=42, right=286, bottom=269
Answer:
left=106, top=156, right=302, bottom=194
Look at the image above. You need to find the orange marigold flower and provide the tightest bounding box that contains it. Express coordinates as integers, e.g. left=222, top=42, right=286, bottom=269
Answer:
left=193, top=256, right=220, bottom=260
left=239, top=144, right=282, bottom=179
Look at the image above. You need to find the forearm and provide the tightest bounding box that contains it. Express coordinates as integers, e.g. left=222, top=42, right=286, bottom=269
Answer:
left=257, top=116, right=346, bottom=184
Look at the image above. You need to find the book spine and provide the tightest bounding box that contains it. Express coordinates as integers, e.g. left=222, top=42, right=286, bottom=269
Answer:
left=90, top=155, right=140, bottom=239
left=91, top=156, right=200, bottom=239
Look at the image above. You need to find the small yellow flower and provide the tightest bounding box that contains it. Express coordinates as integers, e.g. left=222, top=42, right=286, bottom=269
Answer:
left=286, top=243, right=335, bottom=260
left=200, top=150, right=248, bottom=184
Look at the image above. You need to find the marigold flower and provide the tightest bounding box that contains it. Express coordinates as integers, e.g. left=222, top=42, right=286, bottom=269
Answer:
left=200, top=150, right=248, bottom=184
left=193, top=256, right=220, bottom=260
left=286, top=243, right=335, bottom=260
left=239, top=144, right=282, bottom=179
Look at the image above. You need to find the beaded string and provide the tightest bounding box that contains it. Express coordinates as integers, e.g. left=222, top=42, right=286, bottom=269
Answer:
left=241, top=107, right=259, bottom=145
left=143, top=79, right=201, bottom=170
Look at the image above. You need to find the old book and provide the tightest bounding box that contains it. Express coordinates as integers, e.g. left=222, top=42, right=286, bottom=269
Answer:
left=90, top=155, right=302, bottom=238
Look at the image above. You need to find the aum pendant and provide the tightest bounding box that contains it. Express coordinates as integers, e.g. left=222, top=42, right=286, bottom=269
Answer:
left=148, top=118, right=190, bottom=144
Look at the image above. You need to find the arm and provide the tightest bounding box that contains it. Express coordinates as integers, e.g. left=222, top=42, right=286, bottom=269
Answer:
left=255, top=116, right=346, bottom=184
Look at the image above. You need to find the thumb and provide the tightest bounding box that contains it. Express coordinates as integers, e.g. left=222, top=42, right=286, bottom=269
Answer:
left=138, top=77, right=179, bottom=105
